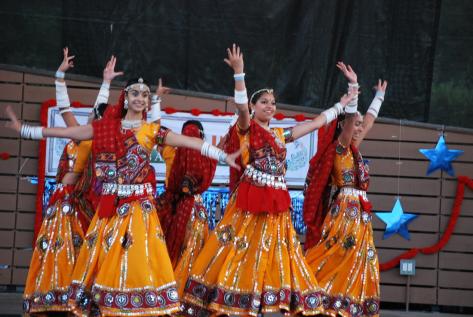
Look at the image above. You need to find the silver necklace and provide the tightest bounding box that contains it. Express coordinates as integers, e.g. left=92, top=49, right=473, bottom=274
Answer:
left=121, top=119, right=142, bottom=129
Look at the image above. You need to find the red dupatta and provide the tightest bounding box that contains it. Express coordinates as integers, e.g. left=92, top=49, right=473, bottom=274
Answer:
left=303, top=121, right=338, bottom=250
left=223, top=120, right=291, bottom=213
left=157, top=123, right=217, bottom=264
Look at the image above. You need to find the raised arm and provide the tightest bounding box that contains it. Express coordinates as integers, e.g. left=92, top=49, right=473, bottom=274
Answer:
left=352, top=79, right=387, bottom=148
left=4, top=105, right=93, bottom=141
left=55, top=47, right=78, bottom=127
left=290, top=93, right=356, bottom=141
left=56, top=52, right=123, bottom=127
left=336, top=61, right=359, bottom=114
left=148, top=78, right=170, bottom=124
left=95, top=55, right=123, bottom=108
left=334, top=61, right=362, bottom=146
left=224, top=44, right=250, bottom=130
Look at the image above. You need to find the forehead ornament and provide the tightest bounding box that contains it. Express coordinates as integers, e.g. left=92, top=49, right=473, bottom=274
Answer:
left=250, top=88, right=274, bottom=103
left=124, top=77, right=150, bottom=93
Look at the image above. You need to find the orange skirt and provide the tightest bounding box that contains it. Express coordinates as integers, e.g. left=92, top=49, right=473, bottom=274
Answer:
left=173, top=196, right=210, bottom=297
left=69, top=195, right=180, bottom=316
left=23, top=184, right=89, bottom=315
left=182, top=192, right=324, bottom=316
left=305, top=190, right=380, bottom=317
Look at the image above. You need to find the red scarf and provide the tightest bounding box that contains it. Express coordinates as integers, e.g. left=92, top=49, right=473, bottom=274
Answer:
left=303, top=121, right=338, bottom=250
left=222, top=123, right=243, bottom=192
left=222, top=120, right=291, bottom=213
left=157, top=124, right=217, bottom=264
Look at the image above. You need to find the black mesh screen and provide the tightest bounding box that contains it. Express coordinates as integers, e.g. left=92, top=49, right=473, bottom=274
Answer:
left=2, top=0, right=471, bottom=128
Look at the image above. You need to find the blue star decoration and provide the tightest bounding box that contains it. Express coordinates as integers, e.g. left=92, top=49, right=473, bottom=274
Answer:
left=419, top=135, right=463, bottom=176
left=375, top=198, right=418, bottom=240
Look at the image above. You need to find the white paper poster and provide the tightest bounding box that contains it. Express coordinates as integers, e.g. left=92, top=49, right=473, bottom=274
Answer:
left=45, top=108, right=318, bottom=186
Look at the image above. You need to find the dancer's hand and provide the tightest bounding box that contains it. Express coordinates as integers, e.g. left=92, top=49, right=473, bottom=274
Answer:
left=336, top=61, right=357, bottom=84
left=3, top=105, right=21, bottom=133
left=156, top=78, right=171, bottom=97
left=58, top=47, right=75, bottom=73
left=103, top=55, right=123, bottom=83
left=374, top=79, right=388, bottom=93
left=224, top=43, right=244, bottom=74
left=225, top=148, right=242, bottom=170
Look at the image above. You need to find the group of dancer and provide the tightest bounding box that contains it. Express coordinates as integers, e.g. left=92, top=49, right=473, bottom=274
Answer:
left=3, top=44, right=387, bottom=317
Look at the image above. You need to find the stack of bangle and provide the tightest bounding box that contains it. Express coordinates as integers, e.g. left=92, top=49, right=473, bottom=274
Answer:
left=20, top=124, right=44, bottom=140
left=345, top=82, right=359, bottom=115
left=348, top=82, right=359, bottom=91
left=321, top=102, right=344, bottom=124
left=375, top=90, right=385, bottom=101
left=233, top=73, right=245, bottom=81
left=148, top=94, right=162, bottom=122
left=234, top=89, right=248, bottom=104
left=151, top=95, right=161, bottom=103
left=201, top=142, right=227, bottom=164
left=55, top=71, right=65, bottom=79
left=367, top=90, right=385, bottom=118
left=94, top=82, right=110, bottom=107
left=55, top=80, right=71, bottom=110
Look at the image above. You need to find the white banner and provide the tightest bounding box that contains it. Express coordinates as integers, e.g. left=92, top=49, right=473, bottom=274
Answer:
left=46, top=108, right=318, bottom=186
left=45, top=107, right=91, bottom=177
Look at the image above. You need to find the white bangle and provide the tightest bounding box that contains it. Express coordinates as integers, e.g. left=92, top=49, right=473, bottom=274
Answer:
left=345, top=94, right=358, bottom=114
left=348, top=82, right=359, bottom=88
left=55, top=71, right=65, bottom=79
left=233, top=73, right=245, bottom=81
left=201, top=142, right=227, bottom=163
left=345, top=104, right=358, bottom=114
left=32, top=127, right=43, bottom=140
left=321, top=102, right=343, bottom=124
left=55, top=80, right=70, bottom=108
left=59, top=107, right=72, bottom=114
left=334, top=102, right=343, bottom=115
left=20, top=124, right=44, bottom=140
left=367, top=93, right=384, bottom=118
left=234, top=89, right=248, bottom=104
left=348, top=83, right=359, bottom=93
left=375, top=90, right=385, bottom=101
left=148, top=95, right=162, bottom=122
left=94, top=81, right=110, bottom=107
left=151, top=94, right=161, bottom=103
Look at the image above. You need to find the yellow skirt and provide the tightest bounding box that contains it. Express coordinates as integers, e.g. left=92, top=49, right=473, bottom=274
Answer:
left=23, top=184, right=87, bottom=315
left=305, top=189, right=380, bottom=317
left=182, top=192, right=324, bottom=316
left=174, top=197, right=210, bottom=297
left=69, top=196, right=180, bottom=316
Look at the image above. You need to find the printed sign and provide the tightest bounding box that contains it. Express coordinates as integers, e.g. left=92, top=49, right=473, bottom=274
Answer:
left=45, top=108, right=318, bottom=186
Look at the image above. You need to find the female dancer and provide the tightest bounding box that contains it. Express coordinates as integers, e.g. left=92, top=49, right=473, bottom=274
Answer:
left=22, top=48, right=118, bottom=315
left=55, top=48, right=124, bottom=211
left=157, top=120, right=217, bottom=297
left=304, top=62, right=387, bottom=317
left=4, top=76, right=239, bottom=316
left=180, top=44, right=355, bottom=316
